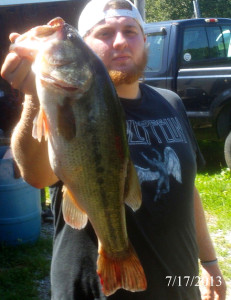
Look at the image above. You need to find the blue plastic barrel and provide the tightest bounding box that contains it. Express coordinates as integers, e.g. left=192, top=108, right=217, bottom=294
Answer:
left=0, top=146, right=41, bottom=245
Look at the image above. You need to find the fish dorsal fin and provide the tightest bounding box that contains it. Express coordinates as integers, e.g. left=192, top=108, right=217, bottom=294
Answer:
left=32, top=108, right=49, bottom=142
left=124, top=160, right=142, bottom=211
left=62, top=185, right=88, bottom=229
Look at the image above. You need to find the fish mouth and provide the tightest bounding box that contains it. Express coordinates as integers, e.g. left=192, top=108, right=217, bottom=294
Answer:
left=40, top=73, right=80, bottom=92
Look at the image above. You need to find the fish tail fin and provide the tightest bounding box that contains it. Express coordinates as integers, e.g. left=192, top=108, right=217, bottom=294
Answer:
left=97, top=242, right=147, bottom=296
left=32, top=108, right=49, bottom=142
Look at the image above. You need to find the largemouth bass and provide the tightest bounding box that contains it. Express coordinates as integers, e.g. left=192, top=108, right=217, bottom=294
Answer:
left=11, top=17, right=147, bottom=296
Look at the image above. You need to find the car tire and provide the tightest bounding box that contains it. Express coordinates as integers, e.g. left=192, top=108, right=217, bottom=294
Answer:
left=224, top=131, right=231, bottom=169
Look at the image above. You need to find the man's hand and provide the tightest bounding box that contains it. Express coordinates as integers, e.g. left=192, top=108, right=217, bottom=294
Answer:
left=200, top=263, right=226, bottom=300
left=1, top=33, right=36, bottom=95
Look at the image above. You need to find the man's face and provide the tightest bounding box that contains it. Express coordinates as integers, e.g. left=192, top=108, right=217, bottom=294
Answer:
left=84, top=16, right=147, bottom=86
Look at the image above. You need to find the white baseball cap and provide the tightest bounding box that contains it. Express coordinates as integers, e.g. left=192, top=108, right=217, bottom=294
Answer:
left=78, top=0, right=144, bottom=37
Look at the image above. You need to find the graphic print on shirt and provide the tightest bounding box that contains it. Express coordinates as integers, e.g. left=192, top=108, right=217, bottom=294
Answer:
left=126, top=117, right=185, bottom=201
left=127, top=117, right=187, bottom=145
left=135, top=147, right=182, bottom=201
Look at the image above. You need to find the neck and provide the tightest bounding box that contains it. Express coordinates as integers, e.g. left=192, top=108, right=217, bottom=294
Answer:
left=115, top=81, right=141, bottom=99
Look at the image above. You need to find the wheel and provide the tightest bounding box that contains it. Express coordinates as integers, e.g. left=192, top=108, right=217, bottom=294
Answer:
left=224, top=131, right=231, bottom=169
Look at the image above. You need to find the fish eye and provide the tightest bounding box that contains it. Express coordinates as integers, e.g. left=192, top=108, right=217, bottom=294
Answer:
left=67, top=32, right=76, bottom=41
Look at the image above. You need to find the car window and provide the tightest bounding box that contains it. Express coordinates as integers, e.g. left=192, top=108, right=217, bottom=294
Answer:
left=207, top=26, right=226, bottom=58
left=181, top=26, right=209, bottom=65
left=181, top=25, right=231, bottom=68
left=216, top=26, right=231, bottom=57
left=145, top=34, right=165, bottom=72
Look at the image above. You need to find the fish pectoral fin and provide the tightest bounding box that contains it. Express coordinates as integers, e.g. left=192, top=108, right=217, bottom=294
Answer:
left=97, top=241, right=147, bottom=296
left=62, top=185, right=88, bottom=229
left=124, top=160, right=142, bottom=211
left=32, top=108, right=49, bottom=142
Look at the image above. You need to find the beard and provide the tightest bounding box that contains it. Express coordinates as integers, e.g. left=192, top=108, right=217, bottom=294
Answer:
left=109, top=47, right=148, bottom=86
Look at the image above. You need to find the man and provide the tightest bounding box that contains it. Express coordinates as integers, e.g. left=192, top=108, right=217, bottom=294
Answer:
left=1, top=0, right=227, bottom=299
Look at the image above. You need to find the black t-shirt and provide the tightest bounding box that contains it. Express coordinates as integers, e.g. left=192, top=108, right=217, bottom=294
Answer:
left=50, top=84, right=203, bottom=300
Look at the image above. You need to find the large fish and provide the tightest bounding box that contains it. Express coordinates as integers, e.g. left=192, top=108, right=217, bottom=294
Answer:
left=11, top=17, right=147, bottom=296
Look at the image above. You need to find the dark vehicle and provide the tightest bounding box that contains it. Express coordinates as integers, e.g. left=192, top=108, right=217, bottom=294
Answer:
left=144, top=18, right=231, bottom=168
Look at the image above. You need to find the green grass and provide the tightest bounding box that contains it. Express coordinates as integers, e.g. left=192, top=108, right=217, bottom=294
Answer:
left=196, top=168, right=231, bottom=231
left=196, top=141, right=231, bottom=284
left=196, top=141, right=231, bottom=230
left=0, top=237, right=52, bottom=299
left=196, top=169, right=231, bottom=280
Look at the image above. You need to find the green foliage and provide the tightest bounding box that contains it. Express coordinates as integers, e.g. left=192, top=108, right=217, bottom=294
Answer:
left=145, top=0, right=193, bottom=22
left=145, top=0, right=231, bottom=23
left=199, top=0, right=231, bottom=18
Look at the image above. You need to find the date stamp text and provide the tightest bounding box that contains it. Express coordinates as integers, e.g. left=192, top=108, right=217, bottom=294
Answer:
left=165, top=275, right=222, bottom=287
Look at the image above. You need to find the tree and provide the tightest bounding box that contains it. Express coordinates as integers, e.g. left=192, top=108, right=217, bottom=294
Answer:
left=145, top=0, right=194, bottom=22
left=145, top=0, right=231, bottom=23
left=200, top=0, right=231, bottom=18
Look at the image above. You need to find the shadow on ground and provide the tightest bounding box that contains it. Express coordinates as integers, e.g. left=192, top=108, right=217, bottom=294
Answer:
left=198, top=140, right=227, bottom=174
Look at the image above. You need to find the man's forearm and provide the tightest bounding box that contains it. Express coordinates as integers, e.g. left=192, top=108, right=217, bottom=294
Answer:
left=194, top=186, right=217, bottom=261
left=194, top=187, right=227, bottom=299
left=11, top=94, right=58, bottom=188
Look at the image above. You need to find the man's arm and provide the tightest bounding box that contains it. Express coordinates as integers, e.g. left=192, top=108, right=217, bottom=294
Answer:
left=194, top=187, right=226, bottom=300
left=1, top=35, right=58, bottom=189
left=11, top=94, right=58, bottom=189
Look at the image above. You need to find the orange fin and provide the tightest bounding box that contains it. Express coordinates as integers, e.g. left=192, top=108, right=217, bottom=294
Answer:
left=97, top=241, right=147, bottom=296
left=124, top=160, right=142, bottom=211
left=62, top=185, right=88, bottom=229
left=32, top=108, right=49, bottom=142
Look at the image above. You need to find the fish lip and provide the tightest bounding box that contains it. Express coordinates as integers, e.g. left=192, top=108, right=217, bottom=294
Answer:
left=40, top=73, right=80, bottom=92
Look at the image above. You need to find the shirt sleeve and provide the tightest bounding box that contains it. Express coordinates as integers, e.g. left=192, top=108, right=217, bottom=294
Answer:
left=148, top=85, right=206, bottom=170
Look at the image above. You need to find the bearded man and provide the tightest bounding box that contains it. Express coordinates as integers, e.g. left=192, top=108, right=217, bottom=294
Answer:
left=1, top=1, right=226, bottom=299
